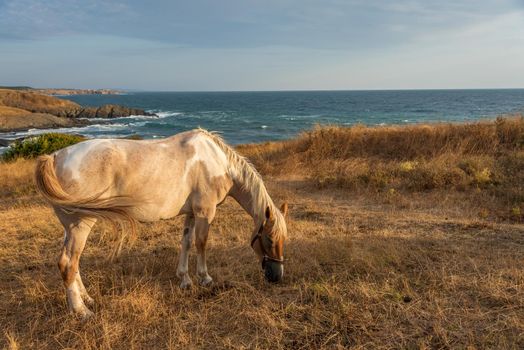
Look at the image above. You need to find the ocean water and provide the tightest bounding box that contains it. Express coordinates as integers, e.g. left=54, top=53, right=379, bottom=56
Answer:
left=2, top=89, right=524, bottom=145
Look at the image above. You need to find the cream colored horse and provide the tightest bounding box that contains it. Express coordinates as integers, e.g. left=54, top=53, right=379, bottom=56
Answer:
left=35, top=129, right=288, bottom=319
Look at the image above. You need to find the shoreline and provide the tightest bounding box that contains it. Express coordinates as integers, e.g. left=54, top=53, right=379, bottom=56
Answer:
left=0, top=88, right=154, bottom=140
left=2, top=88, right=523, bottom=147
left=0, top=117, right=91, bottom=134
left=1, top=114, right=521, bottom=151
left=0, top=86, right=121, bottom=96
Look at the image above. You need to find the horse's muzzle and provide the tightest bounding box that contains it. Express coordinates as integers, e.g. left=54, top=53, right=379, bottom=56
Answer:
left=264, top=260, right=283, bottom=283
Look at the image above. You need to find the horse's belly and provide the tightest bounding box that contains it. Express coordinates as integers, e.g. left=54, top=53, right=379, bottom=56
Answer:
left=128, top=193, right=192, bottom=222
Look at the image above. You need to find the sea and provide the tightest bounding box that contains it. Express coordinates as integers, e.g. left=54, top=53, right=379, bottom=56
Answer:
left=2, top=89, right=524, bottom=146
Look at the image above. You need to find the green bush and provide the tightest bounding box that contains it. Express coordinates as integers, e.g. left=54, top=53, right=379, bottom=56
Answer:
left=2, top=133, right=85, bottom=162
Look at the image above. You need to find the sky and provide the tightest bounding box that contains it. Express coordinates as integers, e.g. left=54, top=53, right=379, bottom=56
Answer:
left=0, top=0, right=523, bottom=91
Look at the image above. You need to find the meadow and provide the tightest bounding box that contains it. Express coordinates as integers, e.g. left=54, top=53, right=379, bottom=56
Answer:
left=1, top=117, right=523, bottom=349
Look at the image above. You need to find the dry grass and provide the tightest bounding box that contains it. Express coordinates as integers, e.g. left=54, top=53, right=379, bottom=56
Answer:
left=239, top=117, right=524, bottom=222
left=0, top=89, right=80, bottom=117
left=1, top=120, right=524, bottom=349
left=0, top=105, right=78, bottom=132
left=0, top=158, right=37, bottom=206
left=0, top=106, right=32, bottom=118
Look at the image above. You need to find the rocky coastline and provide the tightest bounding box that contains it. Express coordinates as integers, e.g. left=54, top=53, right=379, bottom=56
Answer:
left=0, top=86, right=121, bottom=96
left=35, top=88, right=121, bottom=96
left=0, top=88, right=155, bottom=146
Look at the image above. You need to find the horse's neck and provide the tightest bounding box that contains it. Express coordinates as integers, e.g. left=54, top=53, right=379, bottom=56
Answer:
left=229, top=182, right=270, bottom=226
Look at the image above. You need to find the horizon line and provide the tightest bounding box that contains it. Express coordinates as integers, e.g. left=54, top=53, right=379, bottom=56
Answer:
left=3, top=85, right=524, bottom=93
left=118, top=87, right=524, bottom=93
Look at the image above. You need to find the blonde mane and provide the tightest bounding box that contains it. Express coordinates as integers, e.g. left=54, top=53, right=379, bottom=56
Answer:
left=198, top=128, right=287, bottom=240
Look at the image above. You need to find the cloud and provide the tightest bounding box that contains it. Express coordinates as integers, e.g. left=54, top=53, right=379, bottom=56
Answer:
left=0, top=0, right=523, bottom=89
left=0, top=0, right=520, bottom=49
left=0, top=0, right=132, bottom=39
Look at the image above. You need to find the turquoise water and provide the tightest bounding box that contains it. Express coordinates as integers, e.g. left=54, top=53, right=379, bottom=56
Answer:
left=3, top=89, right=524, bottom=144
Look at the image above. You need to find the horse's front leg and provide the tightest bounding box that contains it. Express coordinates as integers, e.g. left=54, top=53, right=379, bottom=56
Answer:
left=195, top=216, right=213, bottom=286
left=177, top=215, right=195, bottom=289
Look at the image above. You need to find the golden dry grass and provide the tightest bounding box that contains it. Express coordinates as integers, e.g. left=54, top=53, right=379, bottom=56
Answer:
left=240, top=117, right=524, bottom=222
left=1, top=120, right=524, bottom=349
left=0, top=89, right=81, bottom=131
left=0, top=106, right=31, bottom=118
left=0, top=89, right=80, bottom=116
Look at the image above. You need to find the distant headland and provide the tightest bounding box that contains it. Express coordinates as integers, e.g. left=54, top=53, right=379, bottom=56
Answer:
left=0, top=87, right=154, bottom=134
left=0, top=86, right=122, bottom=96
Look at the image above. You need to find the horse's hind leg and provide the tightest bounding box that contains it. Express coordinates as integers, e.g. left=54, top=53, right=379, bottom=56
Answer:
left=76, top=268, right=94, bottom=305
left=56, top=213, right=96, bottom=319
left=177, top=214, right=195, bottom=289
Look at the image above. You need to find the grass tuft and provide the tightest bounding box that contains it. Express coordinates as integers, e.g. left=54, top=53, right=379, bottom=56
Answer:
left=2, top=133, right=85, bottom=162
left=240, top=117, right=524, bottom=221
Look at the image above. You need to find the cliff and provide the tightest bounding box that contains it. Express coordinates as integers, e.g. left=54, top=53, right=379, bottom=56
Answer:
left=0, top=89, right=80, bottom=118
left=0, top=106, right=84, bottom=132
left=0, top=89, right=154, bottom=131
left=75, top=105, right=155, bottom=119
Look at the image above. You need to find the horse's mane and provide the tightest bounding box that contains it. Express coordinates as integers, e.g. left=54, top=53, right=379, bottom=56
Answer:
left=197, top=128, right=287, bottom=240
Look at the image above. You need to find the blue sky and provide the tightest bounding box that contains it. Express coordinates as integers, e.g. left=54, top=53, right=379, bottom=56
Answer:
left=0, top=0, right=523, bottom=90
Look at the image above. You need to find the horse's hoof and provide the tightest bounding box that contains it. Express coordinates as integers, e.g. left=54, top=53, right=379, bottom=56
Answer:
left=73, top=307, right=94, bottom=321
left=199, top=276, right=213, bottom=287
left=180, top=278, right=193, bottom=289
left=83, top=295, right=95, bottom=306
left=81, top=309, right=95, bottom=321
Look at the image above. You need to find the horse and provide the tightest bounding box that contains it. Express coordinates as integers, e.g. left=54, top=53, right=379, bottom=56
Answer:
left=34, top=129, right=288, bottom=319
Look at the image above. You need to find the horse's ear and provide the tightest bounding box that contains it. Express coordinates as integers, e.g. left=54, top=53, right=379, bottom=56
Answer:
left=265, top=206, right=272, bottom=220
left=280, top=202, right=288, bottom=217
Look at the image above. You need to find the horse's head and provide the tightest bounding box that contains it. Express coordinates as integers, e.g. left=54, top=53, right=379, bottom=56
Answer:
left=251, top=203, right=288, bottom=283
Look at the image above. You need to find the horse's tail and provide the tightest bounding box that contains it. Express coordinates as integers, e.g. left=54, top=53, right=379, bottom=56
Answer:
left=35, top=154, right=138, bottom=251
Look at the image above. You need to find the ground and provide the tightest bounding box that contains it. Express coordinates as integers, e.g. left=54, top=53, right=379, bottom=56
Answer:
left=0, top=105, right=77, bottom=131
left=1, top=156, right=523, bottom=349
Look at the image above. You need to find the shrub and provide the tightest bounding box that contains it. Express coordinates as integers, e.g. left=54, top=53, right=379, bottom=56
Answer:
left=2, top=133, right=85, bottom=162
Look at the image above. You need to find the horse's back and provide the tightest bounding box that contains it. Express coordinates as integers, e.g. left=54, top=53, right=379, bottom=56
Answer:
left=54, top=139, right=120, bottom=192
left=51, top=130, right=232, bottom=221
left=53, top=133, right=190, bottom=195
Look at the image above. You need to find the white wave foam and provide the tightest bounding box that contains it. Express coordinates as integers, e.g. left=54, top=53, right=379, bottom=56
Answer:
left=77, top=116, right=142, bottom=122
left=278, top=114, right=321, bottom=121
left=0, top=123, right=130, bottom=139
left=128, top=121, right=158, bottom=127
left=155, top=111, right=182, bottom=118
left=78, top=111, right=180, bottom=122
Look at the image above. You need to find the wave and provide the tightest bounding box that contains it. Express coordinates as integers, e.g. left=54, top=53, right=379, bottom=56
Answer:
left=0, top=123, right=131, bottom=140
left=79, top=111, right=181, bottom=122
left=152, top=111, right=182, bottom=118
left=144, top=109, right=183, bottom=118
left=0, top=110, right=180, bottom=142
left=278, top=114, right=322, bottom=121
